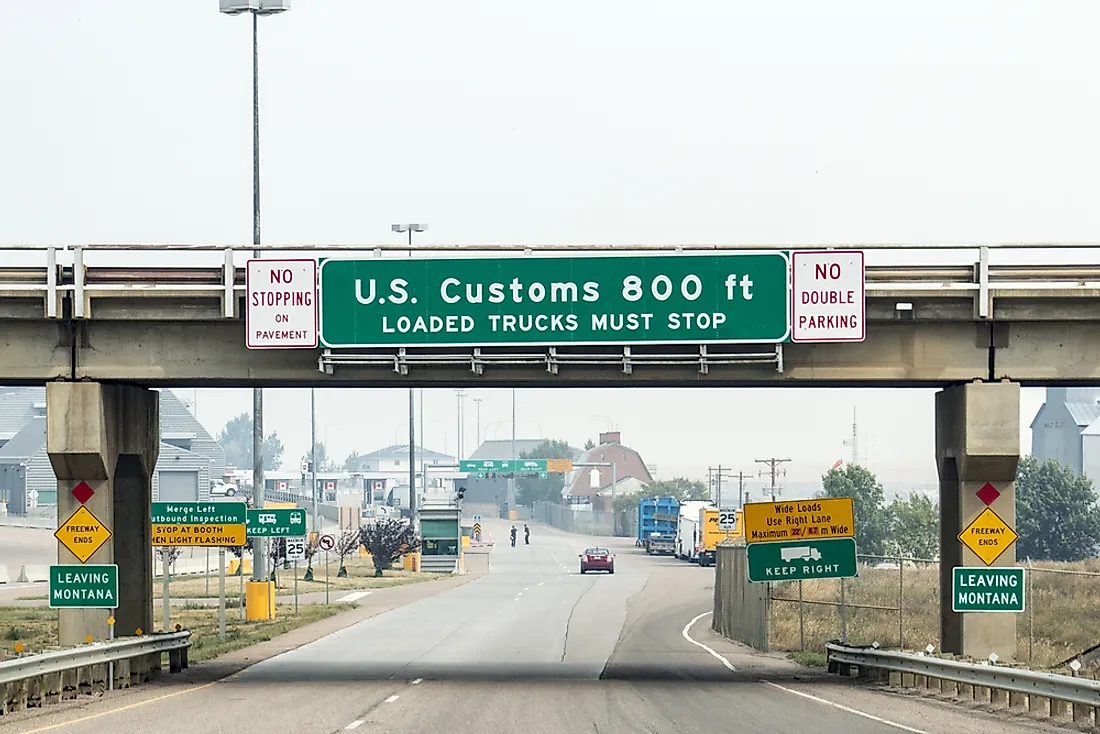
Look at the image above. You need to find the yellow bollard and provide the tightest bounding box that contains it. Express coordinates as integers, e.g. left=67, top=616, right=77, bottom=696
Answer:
left=462, top=536, right=471, bottom=549
left=245, top=581, right=276, bottom=621
left=508, top=509, right=518, bottom=521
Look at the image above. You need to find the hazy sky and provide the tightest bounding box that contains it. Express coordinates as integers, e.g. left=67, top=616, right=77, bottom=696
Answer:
left=1, top=1, right=1093, bottom=483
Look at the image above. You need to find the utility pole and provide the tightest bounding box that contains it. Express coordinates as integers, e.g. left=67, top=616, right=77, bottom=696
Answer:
left=473, top=397, right=482, bottom=453
left=734, top=470, right=753, bottom=508
left=455, top=389, right=467, bottom=460
left=755, top=457, right=791, bottom=502
left=707, top=465, right=730, bottom=506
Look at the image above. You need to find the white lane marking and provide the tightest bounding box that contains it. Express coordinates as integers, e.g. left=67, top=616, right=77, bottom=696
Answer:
left=411, top=678, right=423, bottom=685
left=345, top=721, right=365, bottom=730
left=681, top=611, right=736, bottom=671
left=336, top=591, right=373, bottom=603
left=762, top=681, right=930, bottom=734
left=537, top=582, right=544, bottom=586
left=385, top=694, right=400, bottom=703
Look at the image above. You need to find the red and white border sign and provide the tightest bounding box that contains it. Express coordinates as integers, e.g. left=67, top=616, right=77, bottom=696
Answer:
left=791, top=250, right=866, bottom=343
left=246, top=259, right=318, bottom=349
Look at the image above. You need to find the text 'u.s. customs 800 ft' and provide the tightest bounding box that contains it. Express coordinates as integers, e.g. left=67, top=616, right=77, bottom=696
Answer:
left=317, top=252, right=792, bottom=348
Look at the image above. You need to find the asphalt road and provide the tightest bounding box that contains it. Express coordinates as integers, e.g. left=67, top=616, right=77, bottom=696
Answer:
left=3, top=519, right=1066, bottom=734
left=0, top=525, right=54, bottom=583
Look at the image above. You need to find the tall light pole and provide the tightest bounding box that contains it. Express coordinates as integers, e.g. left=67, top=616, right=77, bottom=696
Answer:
left=220, top=0, right=290, bottom=586
left=455, top=390, right=467, bottom=460
left=507, top=389, right=516, bottom=512
left=472, top=397, right=482, bottom=453
left=392, top=224, right=425, bottom=520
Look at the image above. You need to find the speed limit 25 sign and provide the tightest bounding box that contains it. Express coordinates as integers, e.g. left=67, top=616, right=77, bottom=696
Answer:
left=718, top=510, right=737, bottom=531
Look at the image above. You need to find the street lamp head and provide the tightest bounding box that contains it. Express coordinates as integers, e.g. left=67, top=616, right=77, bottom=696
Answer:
left=392, top=223, right=426, bottom=233
left=219, top=0, right=289, bottom=15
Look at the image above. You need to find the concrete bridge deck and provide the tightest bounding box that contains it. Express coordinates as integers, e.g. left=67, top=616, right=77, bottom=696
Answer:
left=1, top=243, right=1099, bottom=387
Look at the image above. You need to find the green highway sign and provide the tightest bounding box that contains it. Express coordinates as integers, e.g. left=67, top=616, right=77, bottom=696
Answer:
left=246, top=508, right=307, bottom=537
left=151, top=502, right=247, bottom=525
left=746, top=538, right=858, bottom=583
left=460, top=459, right=515, bottom=472
left=318, top=253, right=791, bottom=348
left=951, top=567, right=1025, bottom=613
left=49, top=564, right=118, bottom=608
left=460, top=459, right=548, bottom=474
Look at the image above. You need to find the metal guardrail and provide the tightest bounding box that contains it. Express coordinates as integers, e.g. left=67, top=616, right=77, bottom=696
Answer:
left=3, top=243, right=1100, bottom=321
left=826, top=642, right=1100, bottom=709
left=0, top=630, right=191, bottom=686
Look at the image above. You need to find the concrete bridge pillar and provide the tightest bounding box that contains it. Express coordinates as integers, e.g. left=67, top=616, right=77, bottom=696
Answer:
left=935, top=380, right=1020, bottom=660
left=47, top=382, right=159, bottom=646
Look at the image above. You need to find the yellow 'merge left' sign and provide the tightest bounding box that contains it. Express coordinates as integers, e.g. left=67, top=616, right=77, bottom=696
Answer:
left=152, top=524, right=246, bottom=547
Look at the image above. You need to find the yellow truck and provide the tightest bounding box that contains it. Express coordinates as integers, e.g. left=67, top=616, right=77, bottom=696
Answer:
left=698, top=508, right=743, bottom=567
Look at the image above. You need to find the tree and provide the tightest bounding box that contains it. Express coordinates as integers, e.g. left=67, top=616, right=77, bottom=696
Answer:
left=217, top=413, right=285, bottom=471
left=887, top=492, right=939, bottom=559
left=819, top=464, right=889, bottom=556
left=584, top=438, right=596, bottom=450
left=343, top=452, right=363, bottom=471
left=335, top=526, right=359, bottom=577
left=516, top=439, right=574, bottom=505
left=359, top=519, right=420, bottom=577
left=1016, top=456, right=1100, bottom=562
left=611, top=477, right=709, bottom=512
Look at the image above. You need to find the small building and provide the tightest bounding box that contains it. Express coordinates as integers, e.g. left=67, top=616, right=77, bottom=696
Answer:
left=346, top=444, right=458, bottom=512
left=564, top=431, right=654, bottom=511
left=0, top=387, right=226, bottom=510
left=1030, top=387, right=1100, bottom=485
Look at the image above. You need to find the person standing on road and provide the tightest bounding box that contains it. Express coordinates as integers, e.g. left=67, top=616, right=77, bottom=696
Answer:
left=523, top=524, right=530, bottom=545
left=510, top=525, right=517, bottom=547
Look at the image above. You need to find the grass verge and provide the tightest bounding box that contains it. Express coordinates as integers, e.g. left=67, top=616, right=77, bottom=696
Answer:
left=766, top=558, right=1100, bottom=670
left=0, top=602, right=356, bottom=664
left=152, top=556, right=437, bottom=600
left=788, top=651, right=827, bottom=667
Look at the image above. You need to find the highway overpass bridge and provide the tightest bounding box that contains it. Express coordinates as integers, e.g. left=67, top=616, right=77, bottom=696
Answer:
left=0, top=242, right=1099, bottom=388
left=1, top=242, right=1094, bottom=664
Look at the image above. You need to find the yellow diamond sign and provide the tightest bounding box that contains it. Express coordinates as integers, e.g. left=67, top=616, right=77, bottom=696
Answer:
left=958, top=507, right=1018, bottom=566
left=54, top=505, right=112, bottom=563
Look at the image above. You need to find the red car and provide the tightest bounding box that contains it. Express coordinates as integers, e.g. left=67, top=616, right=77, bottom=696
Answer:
left=580, top=547, right=615, bottom=574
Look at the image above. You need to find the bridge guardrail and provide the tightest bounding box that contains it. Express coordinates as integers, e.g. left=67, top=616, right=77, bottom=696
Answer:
left=2, top=630, right=191, bottom=714
left=4, top=243, right=1100, bottom=321
left=826, top=642, right=1100, bottom=724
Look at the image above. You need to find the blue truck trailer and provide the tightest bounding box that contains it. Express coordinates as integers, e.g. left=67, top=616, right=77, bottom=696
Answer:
left=638, top=496, right=679, bottom=555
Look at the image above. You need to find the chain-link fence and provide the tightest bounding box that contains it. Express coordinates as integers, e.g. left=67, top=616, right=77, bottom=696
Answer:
left=531, top=502, right=635, bottom=537
left=766, top=555, right=1100, bottom=670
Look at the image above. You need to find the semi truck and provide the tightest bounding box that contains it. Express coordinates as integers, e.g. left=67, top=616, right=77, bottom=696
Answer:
left=638, top=496, right=679, bottom=555
left=698, top=507, right=743, bottom=567
left=675, top=500, right=714, bottom=562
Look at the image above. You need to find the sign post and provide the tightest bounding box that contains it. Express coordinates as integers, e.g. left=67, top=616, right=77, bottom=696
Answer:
left=319, top=533, right=336, bottom=605
left=951, top=567, right=1025, bottom=613
left=218, top=548, right=226, bottom=641
left=318, top=253, right=792, bottom=348
left=285, top=536, right=307, bottom=617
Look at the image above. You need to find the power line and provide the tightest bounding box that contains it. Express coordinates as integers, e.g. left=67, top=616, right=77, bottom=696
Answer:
left=755, top=457, right=791, bottom=502
left=707, top=465, right=730, bottom=506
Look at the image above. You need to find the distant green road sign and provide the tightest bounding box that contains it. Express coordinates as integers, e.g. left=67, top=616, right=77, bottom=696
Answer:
left=951, top=567, right=1025, bottom=612
left=318, top=253, right=791, bottom=348
left=460, top=459, right=515, bottom=473
left=246, top=508, right=308, bottom=537
left=747, top=538, right=858, bottom=583
left=151, top=502, right=247, bottom=524
left=49, top=564, right=118, bottom=609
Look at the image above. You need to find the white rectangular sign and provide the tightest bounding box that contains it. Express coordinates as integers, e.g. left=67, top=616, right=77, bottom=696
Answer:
left=246, top=259, right=318, bottom=349
left=791, top=250, right=865, bottom=343
left=718, top=509, right=737, bottom=531
left=285, top=536, right=307, bottom=561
